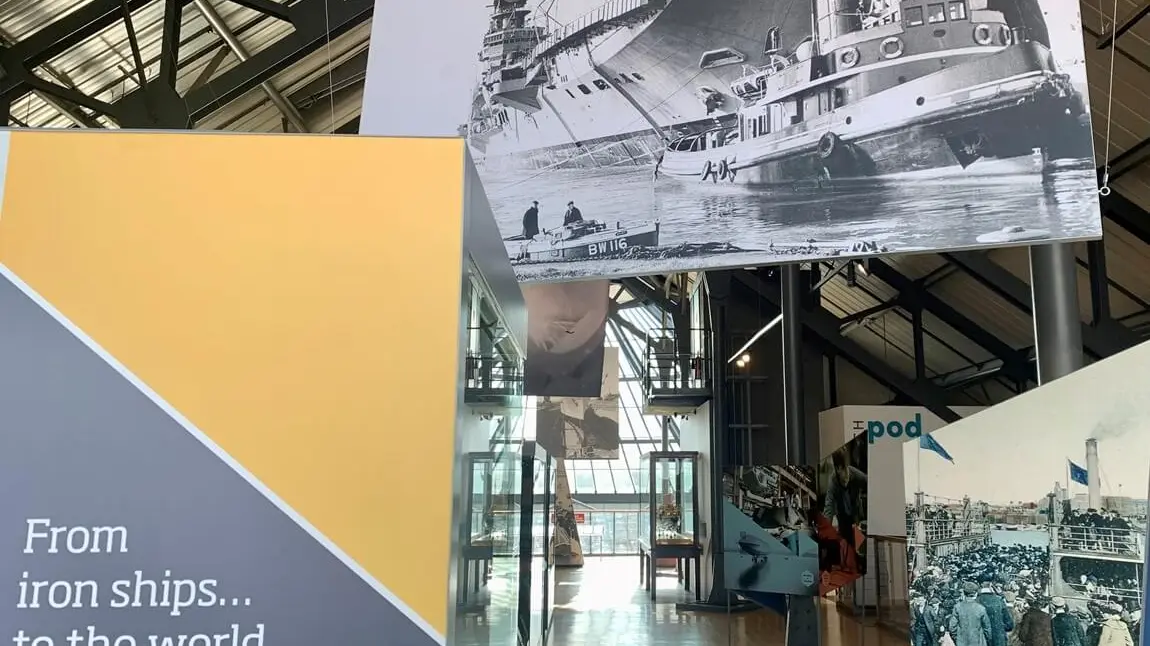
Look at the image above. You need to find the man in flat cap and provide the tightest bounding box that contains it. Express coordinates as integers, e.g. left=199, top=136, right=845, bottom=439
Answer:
left=1049, top=597, right=1085, bottom=646
left=949, top=581, right=993, bottom=646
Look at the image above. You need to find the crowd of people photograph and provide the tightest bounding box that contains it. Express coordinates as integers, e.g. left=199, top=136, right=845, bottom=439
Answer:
left=907, top=502, right=1144, bottom=646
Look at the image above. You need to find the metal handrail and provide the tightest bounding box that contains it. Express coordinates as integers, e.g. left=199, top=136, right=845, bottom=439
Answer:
left=642, top=327, right=710, bottom=394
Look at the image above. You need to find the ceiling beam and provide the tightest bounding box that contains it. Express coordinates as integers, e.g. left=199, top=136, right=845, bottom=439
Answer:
left=0, top=0, right=372, bottom=129
left=942, top=251, right=1138, bottom=360
left=1101, top=189, right=1150, bottom=247
left=865, top=258, right=1034, bottom=384
left=733, top=271, right=961, bottom=423
left=1097, top=0, right=1150, bottom=48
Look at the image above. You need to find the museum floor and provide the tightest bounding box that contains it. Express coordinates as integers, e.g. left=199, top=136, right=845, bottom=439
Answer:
left=458, top=557, right=905, bottom=645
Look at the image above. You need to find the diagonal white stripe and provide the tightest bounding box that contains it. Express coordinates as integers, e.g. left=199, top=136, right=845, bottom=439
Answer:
left=0, top=261, right=446, bottom=646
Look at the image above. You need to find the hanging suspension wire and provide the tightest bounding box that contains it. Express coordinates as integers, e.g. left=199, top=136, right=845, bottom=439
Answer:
left=1098, top=0, right=1121, bottom=197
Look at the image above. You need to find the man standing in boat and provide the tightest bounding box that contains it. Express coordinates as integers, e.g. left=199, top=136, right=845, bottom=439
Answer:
left=563, top=201, right=583, bottom=226
left=522, top=200, right=540, bottom=239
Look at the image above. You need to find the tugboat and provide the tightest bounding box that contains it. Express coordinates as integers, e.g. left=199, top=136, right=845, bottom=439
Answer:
left=657, top=0, right=1092, bottom=186
left=504, top=220, right=660, bottom=263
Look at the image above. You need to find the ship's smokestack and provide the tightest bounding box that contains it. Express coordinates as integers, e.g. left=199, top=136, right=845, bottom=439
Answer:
left=1086, top=438, right=1101, bottom=509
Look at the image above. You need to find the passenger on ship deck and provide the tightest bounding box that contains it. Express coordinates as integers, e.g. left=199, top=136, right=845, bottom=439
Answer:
left=522, top=200, right=540, bottom=239
left=562, top=201, right=583, bottom=226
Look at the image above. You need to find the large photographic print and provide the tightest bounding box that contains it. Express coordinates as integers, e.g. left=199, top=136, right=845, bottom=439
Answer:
left=816, top=432, right=869, bottom=595
left=437, top=0, right=1102, bottom=282
left=905, top=342, right=1150, bottom=646
left=721, top=466, right=820, bottom=597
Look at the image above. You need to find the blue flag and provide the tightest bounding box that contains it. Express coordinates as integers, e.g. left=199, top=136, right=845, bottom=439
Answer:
left=919, top=434, right=954, bottom=463
left=1069, top=460, right=1089, bottom=486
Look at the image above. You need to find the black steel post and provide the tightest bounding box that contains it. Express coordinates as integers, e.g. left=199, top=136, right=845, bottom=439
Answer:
left=1029, top=244, right=1084, bottom=383
left=780, top=264, right=819, bottom=646
left=705, top=271, right=731, bottom=604
left=1086, top=240, right=1110, bottom=325
left=912, top=305, right=926, bottom=381
left=781, top=265, right=804, bottom=464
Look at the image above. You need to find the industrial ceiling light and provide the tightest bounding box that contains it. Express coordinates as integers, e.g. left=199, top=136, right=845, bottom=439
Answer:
left=740, top=353, right=751, bottom=364
left=727, top=313, right=782, bottom=363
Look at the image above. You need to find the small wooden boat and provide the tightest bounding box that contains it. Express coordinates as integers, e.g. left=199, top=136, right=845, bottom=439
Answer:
left=504, top=219, right=660, bottom=263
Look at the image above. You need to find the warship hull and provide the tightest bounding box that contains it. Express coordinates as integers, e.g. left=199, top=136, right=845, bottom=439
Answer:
left=477, top=0, right=810, bottom=171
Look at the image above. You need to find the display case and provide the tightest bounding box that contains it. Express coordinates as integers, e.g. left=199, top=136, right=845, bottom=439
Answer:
left=639, top=451, right=700, bottom=547
left=457, top=451, right=519, bottom=611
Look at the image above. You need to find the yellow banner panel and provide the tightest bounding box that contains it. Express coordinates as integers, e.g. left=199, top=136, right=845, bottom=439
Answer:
left=0, top=130, right=466, bottom=634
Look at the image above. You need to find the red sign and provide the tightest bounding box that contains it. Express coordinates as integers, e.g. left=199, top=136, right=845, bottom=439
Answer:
left=550, top=512, right=587, bottom=524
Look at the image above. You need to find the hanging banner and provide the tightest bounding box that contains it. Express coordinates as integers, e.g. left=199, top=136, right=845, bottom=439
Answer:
left=535, top=348, right=621, bottom=459
left=523, top=280, right=609, bottom=397
left=362, top=0, right=1102, bottom=283
left=906, top=340, right=1150, bottom=638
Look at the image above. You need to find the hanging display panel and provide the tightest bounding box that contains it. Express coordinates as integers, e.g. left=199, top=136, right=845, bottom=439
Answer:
left=721, top=465, right=820, bottom=597
left=362, top=0, right=1103, bottom=283
left=535, top=347, right=621, bottom=459
left=905, top=341, right=1150, bottom=646
left=523, top=280, right=610, bottom=396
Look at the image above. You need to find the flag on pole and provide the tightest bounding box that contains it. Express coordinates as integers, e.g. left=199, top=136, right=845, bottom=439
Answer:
left=919, top=433, right=955, bottom=463
left=1069, top=460, right=1089, bottom=486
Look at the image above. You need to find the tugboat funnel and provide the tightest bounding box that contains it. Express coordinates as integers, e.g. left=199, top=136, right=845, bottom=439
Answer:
left=1085, top=438, right=1101, bottom=510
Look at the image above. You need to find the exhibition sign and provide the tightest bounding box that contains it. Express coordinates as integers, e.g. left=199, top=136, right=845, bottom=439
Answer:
left=906, top=340, right=1150, bottom=643
left=362, top=0, right=1103, bottom=284
left=0, top=131, right=476, bottom=646
left=819, top=405, right=984, bottom=537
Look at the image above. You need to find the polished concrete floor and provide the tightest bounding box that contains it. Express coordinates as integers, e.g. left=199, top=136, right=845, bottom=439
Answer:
left=456, top=557, right=905, bottom=646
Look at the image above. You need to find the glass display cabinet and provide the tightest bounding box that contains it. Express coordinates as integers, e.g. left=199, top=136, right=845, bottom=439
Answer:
left=457, top=452, right=519, bottom=611
left=638, top=451, right=701, bottom=601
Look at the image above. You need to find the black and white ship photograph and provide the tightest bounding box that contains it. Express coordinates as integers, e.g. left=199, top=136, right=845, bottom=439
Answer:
left=904, top=343, right=1150, bottom=646
left=461, top=0, right=1102, bottom=282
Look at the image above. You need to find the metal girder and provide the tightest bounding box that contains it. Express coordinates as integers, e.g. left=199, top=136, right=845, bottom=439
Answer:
left=0, top=0, right=372, bottom=129
left=1086, top=241, right=1111, bottom=325
left=1097, top=0, right=1150, bottom=48
left=733, top=272, right=961, bottom=423
left=225, top=0, right=291, bottom=21
left=942, top=251, right=1138, bottom=359
left=158, top=0, right=183, bottom=88
left=620, top=276, right=680, bottom=314
left=1101, top=189, right=1150, bottom=247
left=866, top=259, right=1034, bottom=383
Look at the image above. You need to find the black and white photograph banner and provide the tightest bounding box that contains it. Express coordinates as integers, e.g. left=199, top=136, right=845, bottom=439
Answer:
left=523, top=280, right=610, bottom=397
left=363, top=0, right=1103, bottom=283
left=905, top=340, right=1150, bottom=646
left=535, top=348, right=621, bottom=459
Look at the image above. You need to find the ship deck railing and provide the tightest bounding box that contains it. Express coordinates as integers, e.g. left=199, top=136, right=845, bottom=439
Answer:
left=906, top=517, right=991, bottom=544
left=1059, top=581, right=1143, bottom=603
left=1050, top=523, right=1144, bottom=559
left=530, top=0, right=665, bottom=62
